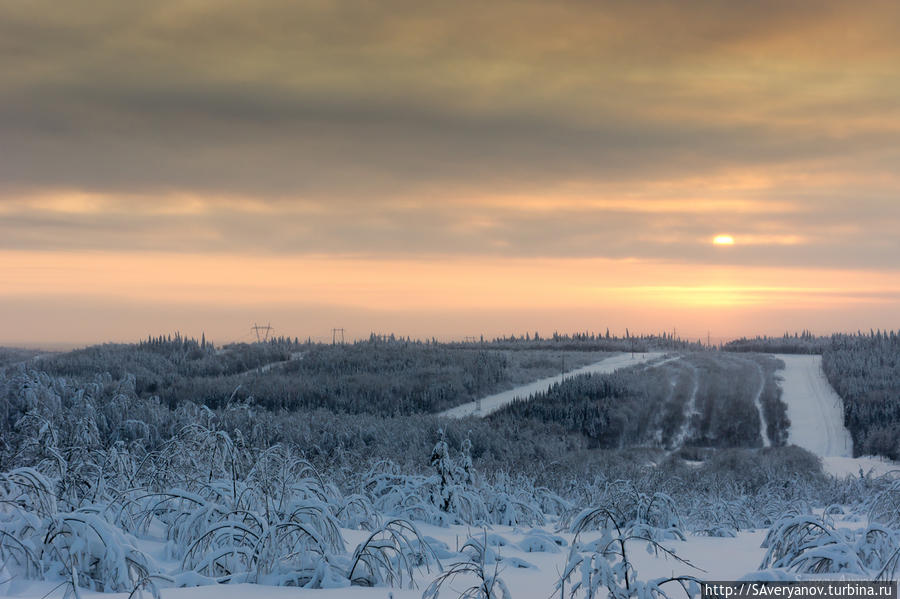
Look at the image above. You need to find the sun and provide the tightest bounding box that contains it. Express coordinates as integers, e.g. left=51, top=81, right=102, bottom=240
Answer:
left=713, top=234, right=735, bottom=246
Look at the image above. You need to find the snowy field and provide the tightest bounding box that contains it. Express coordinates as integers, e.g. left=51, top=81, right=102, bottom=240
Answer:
left=439, top=352, right=664, bottom=418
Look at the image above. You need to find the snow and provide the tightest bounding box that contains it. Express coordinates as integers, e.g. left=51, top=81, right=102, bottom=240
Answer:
left=775, top=354, right=853, bottom=458
left=438, top=352, right=665, bottom=418
left=773, top=355, right=900, bottom=477
left=820, top=455, right=900, bottom=479
left=1, top=522, right=769, bottom=599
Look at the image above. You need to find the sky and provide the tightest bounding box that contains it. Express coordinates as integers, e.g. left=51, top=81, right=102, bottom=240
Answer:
left=2, top=0, right=899, bottom=347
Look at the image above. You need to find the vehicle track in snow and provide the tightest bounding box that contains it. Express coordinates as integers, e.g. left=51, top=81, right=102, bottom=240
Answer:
left=750, top=360, right=771, bottom=447
left=669, top=359, right=699, bottom=449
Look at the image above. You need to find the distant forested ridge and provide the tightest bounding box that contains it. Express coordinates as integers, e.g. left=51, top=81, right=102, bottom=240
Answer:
left=21, top=331, right=697, bottom=417
left=29, top=335, right=508, bottom=415
left=822, top=331, right=900, bottom=460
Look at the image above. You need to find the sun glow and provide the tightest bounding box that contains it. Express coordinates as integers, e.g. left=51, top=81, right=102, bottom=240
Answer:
left=713, top=234, right=735, bottom=246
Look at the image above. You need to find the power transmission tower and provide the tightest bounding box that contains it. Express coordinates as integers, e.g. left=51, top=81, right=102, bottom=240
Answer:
left=251, top=322, right=274, bottom=343
left=332, top=328, right=345, bottom=345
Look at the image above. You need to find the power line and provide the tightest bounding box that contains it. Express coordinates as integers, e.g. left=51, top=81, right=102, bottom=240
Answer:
left=332, top=328, right=345, bottom=345
left=251, top=322, right=274, bottom=343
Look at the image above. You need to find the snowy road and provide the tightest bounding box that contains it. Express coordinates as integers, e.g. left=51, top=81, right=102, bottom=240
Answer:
left=775, top=354, right=853, bottom=458
left=439, top=352, right=664, bottom=419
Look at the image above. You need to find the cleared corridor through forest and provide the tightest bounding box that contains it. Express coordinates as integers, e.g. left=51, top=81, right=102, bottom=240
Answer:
left=439, top=352, right=664, bottom=418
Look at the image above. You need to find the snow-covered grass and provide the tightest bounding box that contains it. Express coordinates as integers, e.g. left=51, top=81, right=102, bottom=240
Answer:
left=4, top=435, right=900, bottom=599
left=5, top=505, right=899, bottom=599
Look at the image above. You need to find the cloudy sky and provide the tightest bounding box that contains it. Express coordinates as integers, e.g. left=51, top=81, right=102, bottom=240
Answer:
left=2, top=0, right=899, bottom=346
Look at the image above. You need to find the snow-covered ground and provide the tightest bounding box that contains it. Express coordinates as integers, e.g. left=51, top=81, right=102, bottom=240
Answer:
left=820, top=455, right=900, bottom=479
left=439, top=352, right=665, bottom=418
left=1, top=521, right=769, bottom=599
left=775, top=354, right=853, bottom=458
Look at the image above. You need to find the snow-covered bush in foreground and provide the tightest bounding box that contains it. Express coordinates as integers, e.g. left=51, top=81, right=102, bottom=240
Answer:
left=42, top=511, right=157, bottom=592
left=759, top=514, right=900, bottom=577
left=363, top=441, right=555, bottom=528
left=422, top=532, right=512, bottom=599
left=347, top=518, right=440, bottom=587
left=557, top=506, right=701, bottom=599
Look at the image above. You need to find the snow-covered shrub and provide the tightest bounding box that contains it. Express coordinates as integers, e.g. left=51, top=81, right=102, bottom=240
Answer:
left=365, top=468, right=454, bottom=526
left=760, top=513, right=900, bottom=579
left=364, top=455, right=544, bottom=528
left=760, top=515, right=864, bottom=575
left=423, top=532, right=512, bottom=599
left=335, top=493, right=380, bottom=530
left=180, top=511, right=336, bottom=585
left=0, top=510, right=41, bottom=582
left=868, top=479, right=900, bottom=527
left=533, top=485, right=573, bottom=517
left=42, top=511, right=157, bottom=592
left=0, top=468, right=54, bottom=584
left=428, top=432, right=494, bottom=524
left=687, top=492, right=755, bottom=537
left=517, top=528, right=567, bottom=553
left=558, top=506, right=700, bottom=599
left=560, top=481, right=684, bottom=541
left=347, top=518, right=439, bottom=587
left=483, top=486, right=544, bottom=527
left=0, top=467, right=57, bottom=518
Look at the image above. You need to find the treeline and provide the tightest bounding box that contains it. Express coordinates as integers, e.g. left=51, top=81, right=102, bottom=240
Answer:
left=723, top=331, right=828, bottom=354
left=31, top=334, right=296, bottom=392
left=447, top=329, right=707, bottom=352
left=822, top=330, right=900, bottom=460
left=0, top=347, right=42, bottom=367
left=488, top=353, right=789, bottom=451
